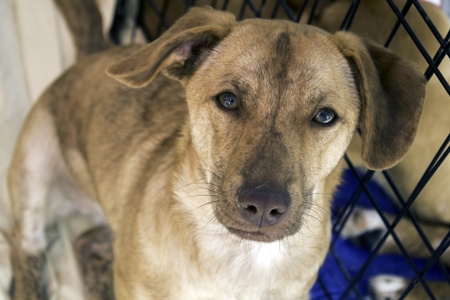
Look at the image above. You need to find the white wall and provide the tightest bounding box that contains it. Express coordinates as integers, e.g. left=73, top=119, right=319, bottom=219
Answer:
left=0, top=1, right=75, bottom=297
left=0, top=1, right=114, bottom=298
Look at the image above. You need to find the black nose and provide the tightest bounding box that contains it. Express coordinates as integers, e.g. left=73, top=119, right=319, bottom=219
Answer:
left=237, top=187, right=290, bottom=227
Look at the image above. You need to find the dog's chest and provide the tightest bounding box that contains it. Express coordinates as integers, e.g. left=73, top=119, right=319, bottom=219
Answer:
left=175, top=228, right=311, bottom=300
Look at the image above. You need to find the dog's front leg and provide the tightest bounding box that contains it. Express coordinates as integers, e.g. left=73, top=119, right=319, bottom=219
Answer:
left=10, top=246, right=44, bottom=300
left=8, top=106, right=61, bottom=299
left=8, top=169, right=49, bottom=300
left=9, top=175, right=48, bottom=300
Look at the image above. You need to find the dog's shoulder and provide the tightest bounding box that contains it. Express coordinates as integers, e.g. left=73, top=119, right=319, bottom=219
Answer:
left=40, top=44, right=186, bottom=130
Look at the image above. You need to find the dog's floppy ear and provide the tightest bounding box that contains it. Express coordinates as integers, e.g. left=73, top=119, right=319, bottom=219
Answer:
left=106, top=7, right=236, bottom=88
left=330, top=32, right=426, bottom=170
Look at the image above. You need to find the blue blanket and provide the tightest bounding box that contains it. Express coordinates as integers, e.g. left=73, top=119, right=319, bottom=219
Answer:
left=310, top=169, right=448, bottom=299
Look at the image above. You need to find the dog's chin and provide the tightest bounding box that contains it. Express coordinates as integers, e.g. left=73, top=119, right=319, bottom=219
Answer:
left=227, top=227, right=286, bottom=243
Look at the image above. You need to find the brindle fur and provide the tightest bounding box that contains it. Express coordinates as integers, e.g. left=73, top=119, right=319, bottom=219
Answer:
left=75, top=226, right=114, bottom=300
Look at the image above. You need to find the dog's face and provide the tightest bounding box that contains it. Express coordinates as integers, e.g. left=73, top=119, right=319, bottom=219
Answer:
left=107, top=8, right=425, bottom=243
left=184, top=21, right=360, bottom=241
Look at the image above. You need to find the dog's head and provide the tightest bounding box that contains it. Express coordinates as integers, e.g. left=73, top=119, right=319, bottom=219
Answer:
left=107, top=7, right=425, bottom=243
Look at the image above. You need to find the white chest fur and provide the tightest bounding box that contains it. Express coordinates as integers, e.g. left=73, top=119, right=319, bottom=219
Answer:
left=173, top=222, right=319, bottom=300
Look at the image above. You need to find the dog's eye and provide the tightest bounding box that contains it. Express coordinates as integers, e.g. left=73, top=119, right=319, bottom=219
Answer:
left=312, top=108, right=337, bottom=125
left=217, top=92, right=239, bottom=110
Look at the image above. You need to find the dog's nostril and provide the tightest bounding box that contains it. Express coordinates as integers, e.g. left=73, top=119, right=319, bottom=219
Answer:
left=246, top=205, right=258, bottom=214
left=269, top=209, right=281, bottom=217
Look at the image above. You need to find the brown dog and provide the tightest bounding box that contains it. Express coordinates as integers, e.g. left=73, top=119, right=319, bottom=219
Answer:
left=7, top=7, right=425, bottom=299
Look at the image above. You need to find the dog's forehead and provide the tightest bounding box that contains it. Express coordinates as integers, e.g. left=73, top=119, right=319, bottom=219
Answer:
left=195, top=20, right=352, bottom=107
left=219, top=20, right=341, bottom=68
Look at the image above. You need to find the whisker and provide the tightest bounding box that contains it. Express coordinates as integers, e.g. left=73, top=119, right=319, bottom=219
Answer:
left=199, top=168, right=224, bottom=182
left=174, top=179, right=207, bottom=191
left=175, top=181, right=222, bottom=192
left=189, top=200, right=221, bottom=212
left=301, top=218, right=318, bottom=242
left=186, top=194, right=218, bottom=199
left=307, top=204, right=328, bottom=218
left=304, top=212, right=326, bottom=232
left=304, top=192, right=334, bottom=196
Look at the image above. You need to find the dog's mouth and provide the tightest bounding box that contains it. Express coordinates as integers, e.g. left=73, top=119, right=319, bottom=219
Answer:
left=227, top=227, right=281, bottom=242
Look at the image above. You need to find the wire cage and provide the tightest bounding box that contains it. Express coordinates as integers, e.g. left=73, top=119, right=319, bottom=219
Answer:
left=109, top=0, right=450, bottom=299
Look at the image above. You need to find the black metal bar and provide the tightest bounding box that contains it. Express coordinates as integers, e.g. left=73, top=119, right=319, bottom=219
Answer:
left=277, top=0, right=297, bottom=22
left=343, top=0, right=361, bottom=30
left=306, top=0, right=320, bottom=24
left=412, top=0, right=447, bottom=49
left=400, top=231, right=450, bottom=298
left=242, top=0, right=261, bottom=18
left=337, top=176, right=436, bottom=299
left=343, top=135, right=450, bottom=298
left=384, top=0, right=414, bottom=48
left=410, top=134, right=450, bottom=200
left=295, top=0, right=310, bottom=23
left=329, top=248, right=364, bottom=299
left=338, top=0, right=361, bottom=31
left=317, top=276, right=334, bottom=300
left=221, top=0, right=230, bottom=10
left=270, top=0, right=281, bottom=19
left=382, top=170, right=450, bottom=283
left=238, top=0, right=247, bottom=20
left=385, top=0, right=450, bottom=95
left=144, top=0, right=169, bottom=34
left=156, top=0, right=172, bottom=36
left=424, top=30, right=450, bottom=81
left=337, top=137, right=450, bottom=298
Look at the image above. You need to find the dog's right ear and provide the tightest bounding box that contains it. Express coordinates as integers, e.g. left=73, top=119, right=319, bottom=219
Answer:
left=106, top=7, right=236, bottom=88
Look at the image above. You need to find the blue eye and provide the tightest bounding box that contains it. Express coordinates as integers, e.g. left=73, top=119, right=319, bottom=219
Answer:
left=312, top=108, right=337, bottom=125
left=217, top=92, right=239, bottom=110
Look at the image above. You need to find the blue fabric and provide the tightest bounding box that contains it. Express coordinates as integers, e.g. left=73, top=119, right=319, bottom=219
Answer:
left=310, top=169, right=448, bottom=299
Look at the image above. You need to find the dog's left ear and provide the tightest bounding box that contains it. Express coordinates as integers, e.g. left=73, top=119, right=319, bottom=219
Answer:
left=106, top=7, right=236, bottom=88
left=330, top=31, right=426, bottom=170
